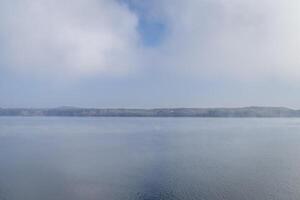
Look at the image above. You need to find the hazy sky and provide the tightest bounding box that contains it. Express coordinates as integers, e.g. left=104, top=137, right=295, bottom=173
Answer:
left=1, top=0, right=300, bottom=108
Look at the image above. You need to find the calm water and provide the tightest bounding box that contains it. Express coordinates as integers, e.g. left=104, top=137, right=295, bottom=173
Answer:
left=1, top=117, right=300, bottom=200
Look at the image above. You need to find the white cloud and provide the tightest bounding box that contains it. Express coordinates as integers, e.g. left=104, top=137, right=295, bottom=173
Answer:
left=2, top=0, right=300, bottom=81
left=0, top=0, right=140, bottom=76
left=147, top=0, right=300, bottom=80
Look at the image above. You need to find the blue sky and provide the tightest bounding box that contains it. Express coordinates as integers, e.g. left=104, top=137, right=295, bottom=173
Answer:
left=1, top=0, right=300, bottom=108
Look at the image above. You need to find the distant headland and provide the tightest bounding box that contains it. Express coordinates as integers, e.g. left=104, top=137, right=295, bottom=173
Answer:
left=0, top=107, right=299, bottom=117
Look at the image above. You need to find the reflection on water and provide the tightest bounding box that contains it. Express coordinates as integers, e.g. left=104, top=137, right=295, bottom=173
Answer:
left=1, top=117, right=300, bottom=199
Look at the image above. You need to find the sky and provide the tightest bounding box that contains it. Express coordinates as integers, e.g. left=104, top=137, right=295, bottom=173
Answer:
left=1, top=0, right=300, bottom=108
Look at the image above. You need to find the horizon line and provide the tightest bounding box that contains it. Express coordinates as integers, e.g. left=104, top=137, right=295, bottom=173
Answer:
left=0, top=106, right=297, bottom=110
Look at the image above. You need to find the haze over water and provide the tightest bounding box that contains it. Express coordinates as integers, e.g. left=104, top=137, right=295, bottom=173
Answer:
left=1, top=117, right=300, bottom=200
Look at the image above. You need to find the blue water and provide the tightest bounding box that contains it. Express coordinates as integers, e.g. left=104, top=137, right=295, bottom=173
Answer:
left=1, top=117, right=300, bottom=200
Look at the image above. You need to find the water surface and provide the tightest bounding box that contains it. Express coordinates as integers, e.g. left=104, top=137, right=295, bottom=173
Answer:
left=1, top=117, right=300, bottom=200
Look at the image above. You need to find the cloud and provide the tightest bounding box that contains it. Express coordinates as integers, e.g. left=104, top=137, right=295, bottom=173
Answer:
left=0, top=0, right=140, bottom=76
left=143, top=0, right=300, bottom=80
left=2, top=0, right=300, bottom=81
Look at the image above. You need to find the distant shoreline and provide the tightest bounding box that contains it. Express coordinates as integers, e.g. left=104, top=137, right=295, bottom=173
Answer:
left=1, top=107, right=300, bottom=117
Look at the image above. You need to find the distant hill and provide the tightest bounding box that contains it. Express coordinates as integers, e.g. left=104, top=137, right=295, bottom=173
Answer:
left=0, top=107, right=300, bottom=117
